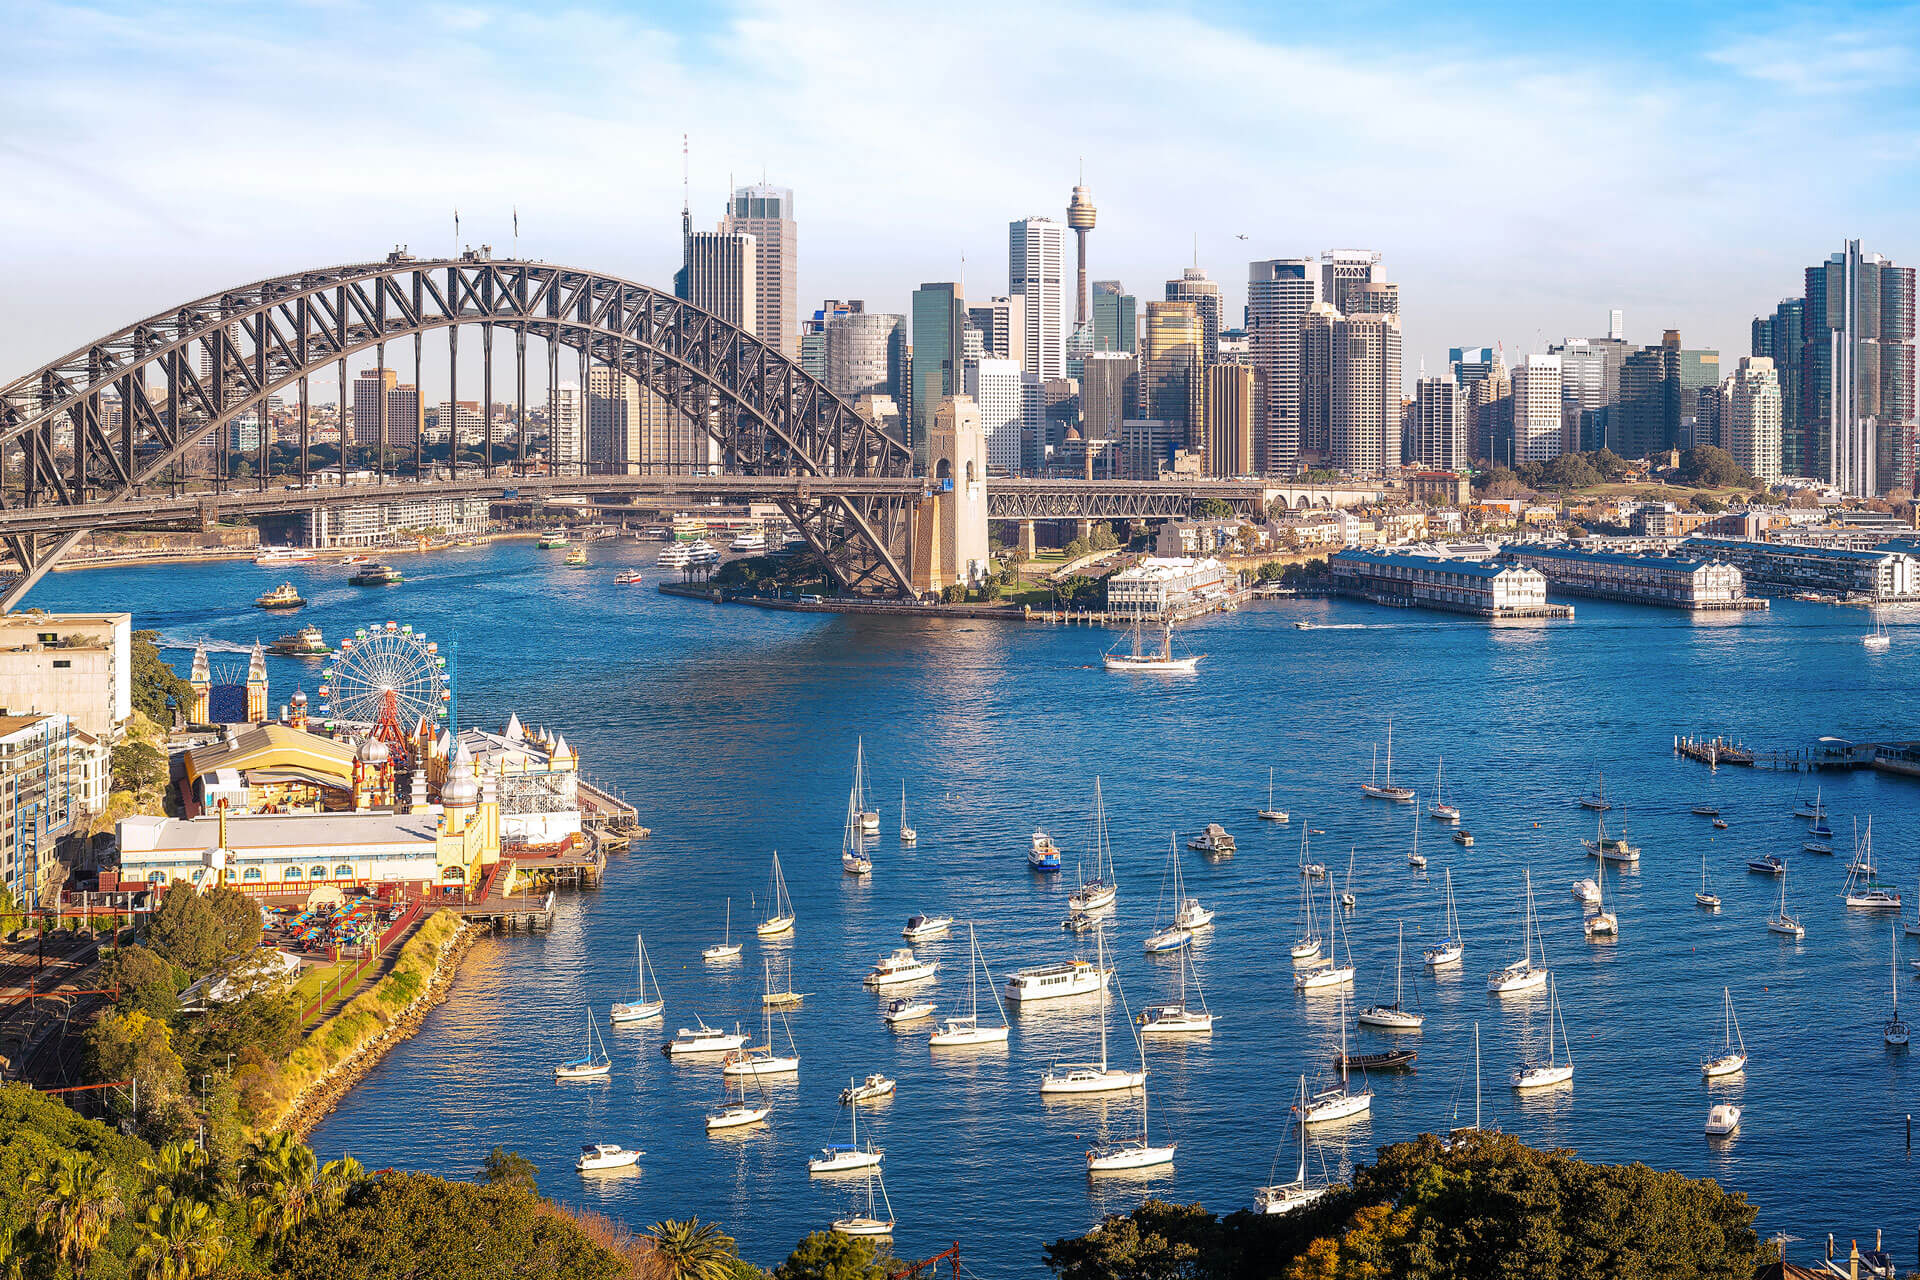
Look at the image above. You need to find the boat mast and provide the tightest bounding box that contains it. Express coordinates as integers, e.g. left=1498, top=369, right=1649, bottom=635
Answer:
left=1295, top=1075, right=1309, bottom=1182
left=1473, top=1022, right=1482, bottom=1128
left=1394, top=922, right=1404, bottom=1008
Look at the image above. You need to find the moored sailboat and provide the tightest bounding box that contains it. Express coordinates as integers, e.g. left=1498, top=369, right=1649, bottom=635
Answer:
left=1039, top=926, right=1145, bottom=1095
left=1256, top=1075, right=1342, bottom=1213
left=757, top=851, right=796, bottom=937
left=1258, top=766, right=1289, bottom=822
left=608, top=932, right=665, bottom=1024
left=1295, top=991, right=1372, bottom=1124
left=1510, top=974, right=1574, bottom=1089
left=1357, top=922, right=1423, bottom=1029
left=554, top=1009, right=613, bottom=1080
left=1428, top=758, right=1460, bottom=822
left=1700, top=987, right=1747, bottom=1076
left=1359, top=722, right=1415, bottom=802
left=704, top=898, right=743, bottom=960
left=1068, top=778, right=1119, bottom=913
left=1487, top=869, right=1549, bottom=993
left=929, top=924, right=1011, bottom=1047
left=1137, top=940, right=1214, bottom=1035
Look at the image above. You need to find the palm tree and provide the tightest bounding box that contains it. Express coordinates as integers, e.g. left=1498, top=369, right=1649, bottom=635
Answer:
left=648, top=1219, right=739, bottom=1280
left=131, top=1199, right=229, bottom=1280
left=26, top=1152, right=123, bottom=1277
left=239, top=1133, right=317, bottom=1242
left=314, top=1156, right=365, bottom=1213
left=139, top=1140, right=216, bottom=1208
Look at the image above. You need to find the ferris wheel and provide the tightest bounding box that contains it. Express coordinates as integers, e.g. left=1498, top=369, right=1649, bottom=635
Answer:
left=316, top=622, right=450, bottom=765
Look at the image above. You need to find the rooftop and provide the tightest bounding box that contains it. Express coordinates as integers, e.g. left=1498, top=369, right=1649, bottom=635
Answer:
left=1333, top=549, right=1525, bottom=579
left=1511, top=545, right=1717, bottom=572
left=1684, top=537, right=1909, bottom=565
left=120, top=809, right=439, bottom=855
left=184, top=723, right=357, bottom=785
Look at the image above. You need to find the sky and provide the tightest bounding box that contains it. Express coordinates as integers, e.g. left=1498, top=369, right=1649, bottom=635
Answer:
left=2, top=0, right=1917, bottom=398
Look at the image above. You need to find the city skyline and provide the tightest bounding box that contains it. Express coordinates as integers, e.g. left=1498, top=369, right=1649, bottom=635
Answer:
left=3, top=0, right=1915, bottom=386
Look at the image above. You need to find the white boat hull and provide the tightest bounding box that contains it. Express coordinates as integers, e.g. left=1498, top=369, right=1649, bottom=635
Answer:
left=1104, top=655, right=1199, bottom=672
left=1424, top=943, right=1463, bottom=969
left=1768, top=917, right=1805, bottom=938
left=1258, top=809, right=1290, bottom=822
left=722, top=1054, right=799, bottom=1077
left=1488, top=964, right=1548, bottom=993
left=1296, top=1091, right=1371, bottom=1124
left=1040, top=1066, right=1145, bottom=1095
left=1143, top=928, right=1192, bottom=954
left=703, top=943, right=744, bottom=960
left=1138, top=1007, right=1214, bottom=1035
left=706, top=1106, right=770, bottom=1131
left=831, top=1217, right=894, bottom=1238
left=758, top=916, right=795, bottom=938
left=1695, top=894, right=1721, bottom=910
left=1175, top=905, right=1215, bottom=929
left=842, top=855, right=872, bottom=875
left=575, top=1149, right=642, bottom=1172
left=809, top=1150, right=883, bottom=1174
left=1704, top=1105, right=1742, bottom=1135
left=1290, top=938, right=1323, bottom=961
left=667, top=1032, right=750, bottom=1056
left=1512, top=1064, right=1574, bottom=1090
left=1295, top=964, right=1355, bottom=991
left=1356, top=1006, right=1423, bottom=1030
left=1071, top=886, right=1118, bottom=913
left=609, top=1000, right=664, bottom=1024
left=1004, top=968, right=1110, bottom=1003
left=554, top=1063, right=612, bottom=1081
left=928, top=1021, right=1008, bottom=1046
left=902, top=918, right=954, bottom=941
left=1701, top=1052, right=1747, bottom=1078
left=1087, top=1142, right=1176, bottom=1171
left=1360, top=784, right=1415, bottom=803
left=866, top=964, right=938, bottom=987
left=883, top=1003, right=936, bottom=1025
left=1257, top=1183, right=1328, bottom=1215
left=1583, top=912, right=1617, bottom=937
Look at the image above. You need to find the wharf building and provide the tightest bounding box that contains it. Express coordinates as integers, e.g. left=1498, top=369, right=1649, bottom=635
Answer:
left=1680, top=537, right=1920, bottom=601
left=1106, top=556, right=1232, bottom=619
left=1499, top=545, right=1760, bottom=611
left=1328, top=549, right=1570, bottom=619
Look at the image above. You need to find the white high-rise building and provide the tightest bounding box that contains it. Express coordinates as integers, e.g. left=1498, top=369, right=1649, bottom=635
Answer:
left=1320, top=250, right=1383, bottom=317
left=1327, top=313, right=1402, bottom=473
left=1414, top=376, right=1465, bottom=470
left=1009, top=217, right=1067, bottom=381
left=1248, top=258, right=1319, bottom=475
left=1725, top=355, right=1783, bottom=482
left=965, top=356, right=1026, bottom=472
left=683, top=230, right=758, bottom=333
left=1512, top=353, right=1564, bottom=463
left=722, top=183, right=797, bottom=357
left=547, top=385, right=582, bottom=468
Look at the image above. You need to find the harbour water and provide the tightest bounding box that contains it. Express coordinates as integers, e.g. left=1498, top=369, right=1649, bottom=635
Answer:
left=27, top=543, right=1920, bottom=1275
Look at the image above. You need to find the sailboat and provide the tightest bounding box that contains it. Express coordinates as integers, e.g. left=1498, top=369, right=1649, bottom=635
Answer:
left=1360, top=722, right=1415, bottom=802
left=852, top=738, right=880, bottom=835
left=1511, top=973, right=1574, bottom=1089
left=554, top=1009, right=613, bottom=1080
left=704, top=899, right=743, bottom=960
left=705, top=1067, right=770, bottom=1131
left=1103, top=616, right=1200, bottom=672
left=1885, top=920, right=1909, bottom=1047
left=842, top=748, right=874, bottom=876
left=1428, top=758, right=1461, bottom=823
left=1695, top=855, right=1721, bottom=910
left=929, top=924, right=1011, bottom=1046
left=1340, top=847, right=1357, bottom=909
left=1579, top=772, right=1611, bottom=811
left=1144, top=834, right=1196, bottom=954
left=1582, top=810, right=1639, bottom=863
left=898, top=782, right=917, bottom=846
left=757, top=850, right=796, bottom=936
left=1138, top=940, right=1214, bottom=1035
left=1795, top=786, right=1826, bottom=821
left=1087, top=1082, right=1176, bottom=1172
left=1256, top=1076, right=1340, bottom=1213
left=1424, top=869, right=1464, bottom=969
left=1258, top=767, right=1289, bottom=822
left=810, top=1086, right=884, bottom=1173
left=609, top=932, right=665, bottom=1023
left=1487, top=869, right=1549, bottom=993
left=1295, top=872, right=1356, bottom=990
left=1292, top=845, right=1324, bottom=962
left=1068, top=778, right=1119, bottom=914
left=761, top=955, right=808, bottom=1008
left=1844, top=818, right=1902, bottom=909
left=1406, top=801, right=1426, bottom=869
left=1295, top=990, right=1372, bottom=1123
left=723, top=978, right=801, bottom=1077
left=829, top=1162, right=895, bottom=1237
left=1040, top=926, right=1146, bottom=1094
left=1700, top=987, right=1747, bottom=1076
left=1358, top=923, right=1423, bottom=1029
left=1446, top=1024, right=1487, bottom=1144
left=1864, top=611, right=1891, bottom=652
left=1768, top=863, right=1805, bottom=938
left=1582, top=857, right=1618, bottom=937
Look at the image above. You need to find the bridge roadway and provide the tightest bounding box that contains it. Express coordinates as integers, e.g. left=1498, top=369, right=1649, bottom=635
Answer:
left=0, top=473, right=1382, bottom=539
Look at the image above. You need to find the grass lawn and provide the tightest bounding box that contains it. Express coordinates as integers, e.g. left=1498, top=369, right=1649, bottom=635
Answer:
left=289, top=955, right=362, bottom=1021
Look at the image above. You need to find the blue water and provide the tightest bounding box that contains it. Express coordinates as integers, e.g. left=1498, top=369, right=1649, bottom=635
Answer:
left=26, top=545, right=1920, bottom=1276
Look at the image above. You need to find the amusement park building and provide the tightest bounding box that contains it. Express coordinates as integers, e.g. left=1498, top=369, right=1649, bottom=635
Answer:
left=429, top=714, right=581, bottom=847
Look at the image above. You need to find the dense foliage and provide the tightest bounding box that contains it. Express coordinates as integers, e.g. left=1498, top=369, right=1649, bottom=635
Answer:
left=1044, top=1132, right=1767, bottom=1280
left=1675, top=446, right=1757, bottom=490
left=130, top=630, right=198, bottom=726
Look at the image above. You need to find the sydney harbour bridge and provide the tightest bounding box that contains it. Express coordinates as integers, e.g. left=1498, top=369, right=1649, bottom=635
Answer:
left=0, top=251, right=1374, bottom=611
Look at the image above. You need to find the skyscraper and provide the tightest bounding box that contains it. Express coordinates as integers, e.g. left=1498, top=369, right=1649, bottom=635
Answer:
left=910, top=283, right=967, bottom=468
left=1413, top=376, right=1465, bottom=470
left=1166, top=267, right=1222, bottom=364
left=825, top=312, right=906, bottom=406
left=1320, top=250, right=1383, bottom=317
left=1081, top=352, right=1138, bottom=445
left=965, top=356, right=1025, bottom=473
left=1247, top=258, right=1318, bottom=475
left=351, top=368, right=421, bottom=450
left=721, top=182, right=797, bottom=357
left=1141, top=301, right=1203, bottom=444
left=1205, top=363, right=1255, bottom=477
left=1802, top=240, right=1916, bottom=495
left=1510, top=354, right=1563, bottom=464
left=1615, top=334, right=1682, bottom=459
left=1751, top=297, right=1805, bottom=474
left=1450, top=346, right=1508, bottom=463
left=1067, top=182, right=1097, bottom=328
left=1327, top=312, right=1402, bottom=473
left=683, top=230, right=758, bottom=333
left=1300, top=302, right=1340, bottom=462
left=1091, top=281, right=1136, bottom=355
left=1551, top=325, right=1633, bottom=454
left=967, top=296, right=1026, bottom=366
left=1009, top=217, right=1068, bottom=380
left=1724, top=356, right=1783, bottom=482
left=547, top=384, right=582, bottom=468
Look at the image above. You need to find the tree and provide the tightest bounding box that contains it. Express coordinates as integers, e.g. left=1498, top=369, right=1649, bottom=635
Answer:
left=138, top=1140, right=217, bottom=1209
left=772, top=1231, right=888, bottom=1280
left=87, top=1009, right=188, bottom=1129
left=649, top=1219, right=743, bottom=1280
left=108, top=945, right=182, bottom=1019
left=131, top=1197, right=229, bottom=1280
left=1677, top=445, right=1755, bottom=490
left=130, top=631, right=199, bottom=725
left=146, top=884, right=261, bottom=979
left=314, top=1157, right=366, bottom=1214
left=26, top=1151, right=123, bottom=1277
left=1043, top=1201, right=1219, bottom=1280
left=1192, top=498, right=1233, bottom=520
left=274, top=1172, right=626, bottom=1280
left=1089, top=523, right=1120, bottom=551
left=241, top=1133, right=319, bottom=1243
left=477, top=1147, right=539, bottom=1198
left=1064, top=537, right=1092, bottom=559
left=113, top=740, right=168, bottom=795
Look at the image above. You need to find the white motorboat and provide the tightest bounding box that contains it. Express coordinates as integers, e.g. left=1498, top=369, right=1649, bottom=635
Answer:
left=1572, top=878, right=1600, bottom=905
left=1886, top=920, right=1910, bottom=1048
left=1104, top=616, right=1201, bottom=672
left=704, top=898, right=744, bottom=960
left=1040, top=926, right=1145, bottom=1095
left=1696, top=855, right=1721, bottom=910
left=1768, top=864, right=1806, bottom=938
left=1452, top=829, right=1474, bottom=847
left=829, top=1164, right=895, bottom=1238
left=1487, top=869, right=1549, bottom=993
left=1360, top=721, right=1416, bottom=802
left=1582, top=811, right=1640, bottom=863
left=865, top=948, right=937, bottom=987
left=1004, top=956, right=1110, bottom=1004
left=1511, top=974, right=1574, bottom=1090
left=1187, top=823, right=1236, bottom=855
left=1701, top=986, right=1747, bottom=1077
left=1428, top=757, right=1460, bottom=822
left=898, top=781, right=917, bottom=846
left=810, top=1088, right=883, bottom=1174
left=575, top=1143, right=642, bottom=1172
left=1069, top=778, right=1120, bottom=912
left=1357, top=923, right=1424, bottom=1029
left=1257, top=1076, right=1341, bottom=1213
left=1087, top=1084, right=1174, bottom=1173
left=930, top=924, right=1011, bottom=1046
left=609, top=931, right=665, bottom=1024
left=1296, top=992, right=1373, bottom=1124
left=757, top=851, right=796, bottom=937
left=554, top=1010, right=613, bottom=1080
left=840, top=1073, right=895, bottom=1105
left=1138, top=942, right=1214, bottom=1036
left=1258, top=766, right=1290, bottom=822
left=729, top=529, right=768, bottom=553
left=665, top=1019, right=749, bottom=1057
left=902, top=913, right=954, bottom=941
left=1424, top=868, right=1465, bottom=970
left=883, top=997, right=935, bottom=1025
left=1845, top=819, right=1903, bottom=910
left=1704, top=1104, right=1742, bottom=1136
left=1297, top=874, right=1356, bottom=990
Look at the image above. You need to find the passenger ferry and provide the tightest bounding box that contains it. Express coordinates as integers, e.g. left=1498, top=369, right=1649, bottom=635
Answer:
left=254, top=581, right=306, bottom=611
left=657, top=539, right=721, bottom=570
left=538, top=528, right=570, bottom=549
left=253, top=546, right=314, bottom=565
left=729, top=530, right=768, bottom=552
left=1003, top=957, right=1110, bottom=1004
left=348, top=563, right=402, bottom=586
left=268, top=625, right=329, bottom=657
left=1028, top=831, right=1062, bottom=872
left=614, top=571, right=643, bottom=585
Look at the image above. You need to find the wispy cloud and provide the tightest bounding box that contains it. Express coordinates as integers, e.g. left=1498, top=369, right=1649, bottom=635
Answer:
left=1706, top=9, right=1918, bottom=94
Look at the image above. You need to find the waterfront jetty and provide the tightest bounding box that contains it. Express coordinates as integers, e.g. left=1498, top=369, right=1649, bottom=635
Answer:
left=1676, top=732, right=1920, bottom=778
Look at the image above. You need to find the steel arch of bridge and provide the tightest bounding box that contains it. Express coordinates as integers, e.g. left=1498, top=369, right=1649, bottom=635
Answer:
left=0, top=254, right=917, bottom=608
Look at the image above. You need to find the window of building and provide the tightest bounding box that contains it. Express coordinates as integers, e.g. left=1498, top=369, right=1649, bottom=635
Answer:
left=334, top=863, right=353, bottom=878
left=284, top=866, right=302, bottom=880
left=309, top=864, right=328, bottom=880
left=53, top=660, right=71, bottom=669
left=243, top=867, right=261, bottom=880
left=148, top=871, right=166, bottom=883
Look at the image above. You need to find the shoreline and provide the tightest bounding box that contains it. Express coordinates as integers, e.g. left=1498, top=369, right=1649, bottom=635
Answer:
left=275, top=919, right=482, bottom=1141
left=44, top=529, right=540, bottom=576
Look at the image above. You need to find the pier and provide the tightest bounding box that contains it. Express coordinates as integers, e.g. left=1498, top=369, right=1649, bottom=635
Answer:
left=579, top=774, right=647, bottom=850
left=1675, top=733, right=1920, bottom=777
